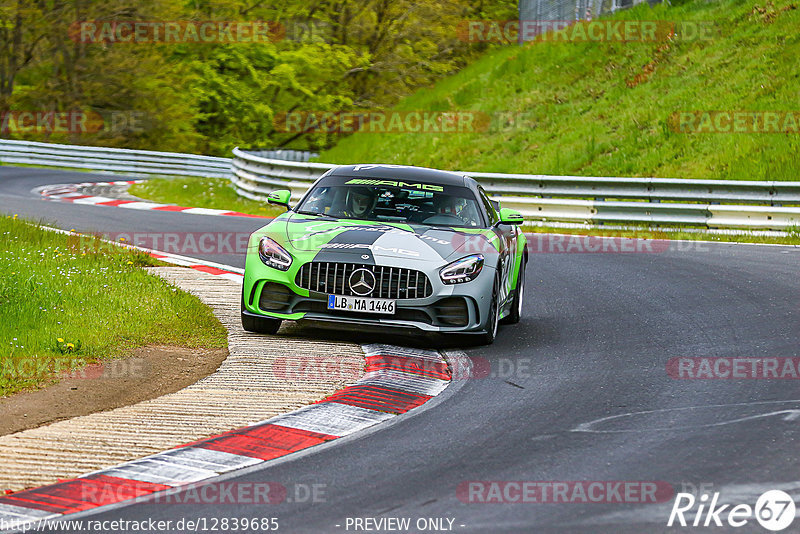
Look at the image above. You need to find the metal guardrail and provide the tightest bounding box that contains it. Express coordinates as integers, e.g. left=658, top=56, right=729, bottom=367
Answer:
left=1, top=139, right=797, bottom=230
left=247, top=149, right=318, bottom=162
left=231, top=147, right=800, bottom=230
left=0, top=139, right=232, bottom=179
left=231, top=147, right=332, bottom=202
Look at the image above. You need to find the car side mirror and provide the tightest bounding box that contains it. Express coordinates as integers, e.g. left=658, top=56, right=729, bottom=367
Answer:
left=267, top=189, right=292, bottom=211
left=498, top=207, right=524, bottom=225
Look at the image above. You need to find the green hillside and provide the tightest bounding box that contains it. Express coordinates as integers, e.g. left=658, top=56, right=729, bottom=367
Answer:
left=319, top=0, right=800, bottom=180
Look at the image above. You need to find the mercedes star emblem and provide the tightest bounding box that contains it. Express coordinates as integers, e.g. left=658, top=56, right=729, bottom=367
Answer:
left=348, top=268, right=376, bottom=296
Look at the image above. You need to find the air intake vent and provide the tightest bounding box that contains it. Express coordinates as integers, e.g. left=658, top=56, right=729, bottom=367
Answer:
left=434, top=297, right=469, bottom=326
left=258, top=283, right=293, bottom=312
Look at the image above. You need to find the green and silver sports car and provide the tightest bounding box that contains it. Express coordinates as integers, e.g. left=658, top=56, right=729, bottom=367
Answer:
left=241, top=164, right=528, bottom=344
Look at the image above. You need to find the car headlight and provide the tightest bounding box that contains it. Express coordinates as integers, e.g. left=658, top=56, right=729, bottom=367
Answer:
left=258, top=237, right=292, bottom=271
left=440, top=254, right=484, bottom=284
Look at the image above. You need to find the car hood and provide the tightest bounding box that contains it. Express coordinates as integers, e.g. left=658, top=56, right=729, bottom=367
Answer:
left=278, top=213, right=499, bottom=264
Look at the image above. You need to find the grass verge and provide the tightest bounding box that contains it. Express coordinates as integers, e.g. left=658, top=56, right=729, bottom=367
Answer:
left=129, top=177, right=285, bottom=218
left=0, top=215, right=227, bottom=397
left=318, top=0, right=800, bottom=181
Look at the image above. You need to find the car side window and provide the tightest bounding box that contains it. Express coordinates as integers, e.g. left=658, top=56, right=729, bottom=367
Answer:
left=478, top=187, right=499, bottom=226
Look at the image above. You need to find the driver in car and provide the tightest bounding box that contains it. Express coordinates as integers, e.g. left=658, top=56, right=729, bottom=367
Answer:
left=433, top=194, right=459, bottom=216
left=343, top=186, right=377, bottom=219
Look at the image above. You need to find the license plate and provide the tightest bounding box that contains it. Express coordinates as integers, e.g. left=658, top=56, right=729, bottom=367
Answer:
left=327, top=294, right=395, bottom=315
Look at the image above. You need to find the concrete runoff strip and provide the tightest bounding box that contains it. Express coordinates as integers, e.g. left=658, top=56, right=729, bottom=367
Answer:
left=0, top=268, right=454, bottom=531
left=0, top=267, right=364, bottom=493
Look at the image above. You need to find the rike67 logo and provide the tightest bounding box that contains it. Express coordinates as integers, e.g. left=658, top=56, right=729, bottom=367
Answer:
left=668, top=490, right=796, bottom=531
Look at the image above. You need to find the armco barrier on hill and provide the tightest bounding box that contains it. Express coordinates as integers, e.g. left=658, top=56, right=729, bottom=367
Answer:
left=1, top=139, right=798, bottom=230
left=230, top=147, right=800, bottom=231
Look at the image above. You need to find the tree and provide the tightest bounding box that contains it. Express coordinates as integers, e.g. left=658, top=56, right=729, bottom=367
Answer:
left=1, top=0, right=517, bottom=154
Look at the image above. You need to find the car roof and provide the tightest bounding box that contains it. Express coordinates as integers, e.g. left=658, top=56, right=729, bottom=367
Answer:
left=326, top=164, right=467, bottom=186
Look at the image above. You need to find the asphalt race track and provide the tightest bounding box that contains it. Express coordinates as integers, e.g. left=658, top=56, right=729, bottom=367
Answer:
left=0, top=167, right=253, bottom=268
left=2, top=167, right=799, bottom=533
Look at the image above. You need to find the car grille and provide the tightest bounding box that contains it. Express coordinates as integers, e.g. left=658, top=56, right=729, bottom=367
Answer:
left=296, top=262, right=433, bottom=300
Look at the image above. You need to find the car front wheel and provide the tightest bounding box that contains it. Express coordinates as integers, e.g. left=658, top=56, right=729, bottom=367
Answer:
left=502, top=259, right=526, bottom=325
left=477, top=275, right=500, bottom=345
left=241, top=296, right=281, bottom=335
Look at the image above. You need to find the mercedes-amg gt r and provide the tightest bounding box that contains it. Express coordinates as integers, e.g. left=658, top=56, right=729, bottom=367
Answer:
left=241, top=164, right=527, bottom=344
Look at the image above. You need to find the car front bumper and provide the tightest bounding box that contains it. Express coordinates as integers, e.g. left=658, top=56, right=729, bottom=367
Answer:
left=243, top=257, right=496, bottom=334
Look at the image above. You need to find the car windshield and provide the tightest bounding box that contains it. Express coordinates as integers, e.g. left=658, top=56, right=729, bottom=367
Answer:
left=295, top=179, right=485, bottom=228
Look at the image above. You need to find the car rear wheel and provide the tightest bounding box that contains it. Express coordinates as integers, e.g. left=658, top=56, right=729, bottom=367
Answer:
left=241, top=295, right=281, bottom=335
